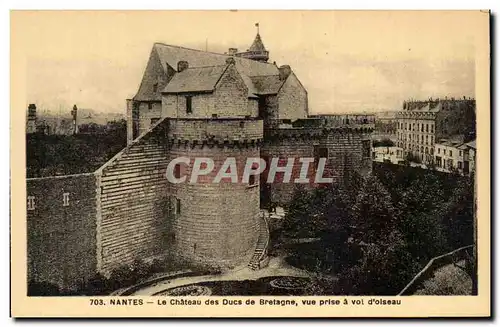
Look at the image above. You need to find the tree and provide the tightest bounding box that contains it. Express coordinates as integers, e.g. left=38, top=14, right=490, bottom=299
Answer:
left=373, top=138, right=395, bottom=147
left=350, top=175, right=397, bottom=244
left=282, top=185, right=314, bottom=238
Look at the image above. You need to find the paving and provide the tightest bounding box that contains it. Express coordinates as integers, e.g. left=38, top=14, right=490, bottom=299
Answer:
left=130, top=256, right=310, bottom=295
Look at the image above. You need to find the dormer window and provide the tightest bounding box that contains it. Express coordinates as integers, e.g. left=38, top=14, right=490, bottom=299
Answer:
left=153, top=83, right=158, bottom=93
left=185, top=96, right=193, bottom=114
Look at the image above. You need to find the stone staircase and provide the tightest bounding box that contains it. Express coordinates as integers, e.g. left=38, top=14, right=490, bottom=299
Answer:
left=248, top=211, right=270, bottom=270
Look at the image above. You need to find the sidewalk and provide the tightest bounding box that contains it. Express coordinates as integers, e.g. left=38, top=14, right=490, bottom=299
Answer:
left=130, top=256, right=310, bottom=295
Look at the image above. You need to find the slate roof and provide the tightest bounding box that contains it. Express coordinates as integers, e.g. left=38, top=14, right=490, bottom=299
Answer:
left=134, top=43, right=284, bottom=100
left=250, top=75, right=285, bottom=95
left=248, top=33, right=267, bottom=52
left=154, top=43, right=277, bottom=77
left=465, top=140, right=476, bottom=149
left=163, top=65, right=228, bottom=94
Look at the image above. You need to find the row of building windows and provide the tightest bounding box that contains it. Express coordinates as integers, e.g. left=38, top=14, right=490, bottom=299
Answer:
left=398, top=121, right=434, bottom=133
left=402, top=145, right=434, bottom=154
left=27, top=193, right=70, bottom=211
left=398, top=133, right=434, bottom=145
left=436, top=148, right=463, bottom=157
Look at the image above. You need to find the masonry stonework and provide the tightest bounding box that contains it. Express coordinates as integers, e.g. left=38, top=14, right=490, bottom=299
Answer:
left=165, top=118, right=263, bottom=269
left=96, top=124, right=169, bottom=275
left=277, top=72, right=308, bottom=120
left=27, top=174, right=98, bottom=291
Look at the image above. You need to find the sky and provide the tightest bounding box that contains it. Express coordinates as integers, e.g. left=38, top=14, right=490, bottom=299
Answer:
left=15, top=10, right=481, bottom=115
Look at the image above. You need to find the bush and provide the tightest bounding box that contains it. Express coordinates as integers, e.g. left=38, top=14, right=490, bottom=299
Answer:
left=373, top=138, right=395, bottom=147
left=28, top=280, right=61, bottom=296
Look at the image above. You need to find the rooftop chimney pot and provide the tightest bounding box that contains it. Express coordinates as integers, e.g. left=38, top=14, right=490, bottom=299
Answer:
left=177, top=61, right=189, bottom=72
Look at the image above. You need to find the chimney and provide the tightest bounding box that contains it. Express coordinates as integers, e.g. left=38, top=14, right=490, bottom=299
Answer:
left=71, top=104, right=78, bottom=135
left=26, top=104, right=37, bottom=134
left=28, top=104, right=37, bottom=118
left=278, top=65, right=291, bottom=81
left=177, top=61, right=189, bottom=72
left=225, top=57, right=236, bottom=65
left=228, top=48, right=238, bottom=56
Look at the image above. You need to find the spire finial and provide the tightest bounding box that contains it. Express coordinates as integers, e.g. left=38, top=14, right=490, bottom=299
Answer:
left=255, top=22, right=259, bottom=34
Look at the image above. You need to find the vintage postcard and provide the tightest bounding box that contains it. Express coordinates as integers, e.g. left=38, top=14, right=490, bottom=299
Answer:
left=10, top=10, right=490, bottom=317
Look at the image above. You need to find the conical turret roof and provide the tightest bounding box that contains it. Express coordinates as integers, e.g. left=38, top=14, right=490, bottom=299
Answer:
left=249, top=33, right=267, bottom=52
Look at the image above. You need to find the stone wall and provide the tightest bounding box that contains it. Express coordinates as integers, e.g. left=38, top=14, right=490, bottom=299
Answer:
left=96, top=123, right=170, bottom=275
left=165, top=118, right=263, bottom=269
left=167, top=145, right=260, bottom=269
left=277, top=72, right=308, bottom=121
left=261, top=138, right=316, bottom=205
left=138, top=101, right=162, bottom=135
left=26, top=174, right=98, bottom=291
left=214, top=64, right=256, bottom=117
left=162, top=65, right=256, bottom=119
left=167, top=118, right=263, bottom=142
left=263, top=128, right=373, bottom=206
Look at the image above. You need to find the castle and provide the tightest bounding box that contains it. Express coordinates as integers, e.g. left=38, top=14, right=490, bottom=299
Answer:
left=26, top=30, right=375, bottom=291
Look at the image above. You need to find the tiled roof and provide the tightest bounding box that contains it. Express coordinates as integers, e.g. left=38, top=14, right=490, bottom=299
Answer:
left=163, top=65, right=228, bottom=93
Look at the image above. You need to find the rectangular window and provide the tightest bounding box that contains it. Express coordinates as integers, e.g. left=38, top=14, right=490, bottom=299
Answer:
left=459, top=150, right=462, bottom=156
left=174, top=164, right=181, bottom=179
left=449, top=150, right=452, bottom=156
left=438, top=148, right=440, bottom=154
left=431, top=125, right=434, bottom=133
left=426, top=124, right=429, bottom=133
left=148, top=102, right=153, bottom=110
left=153, top=83, right=158, bottom=93
left=176, top=198, right=181, bottom=215
left=185, top=96, right=193, bottom=114
left=458, top=161, right=462, bottom=169
left=249, top=162, right=259, bottom=186
left=63, top=192, right=70, bottom=207
left=27, top=196, right=35, bottom=211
